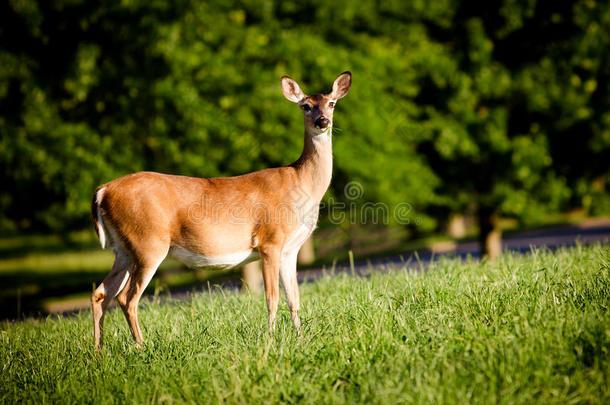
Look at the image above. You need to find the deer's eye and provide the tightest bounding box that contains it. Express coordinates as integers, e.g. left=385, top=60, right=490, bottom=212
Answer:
left=328, top=102, right=335, bottom=108
left=301, top=104, right=312, bottom=112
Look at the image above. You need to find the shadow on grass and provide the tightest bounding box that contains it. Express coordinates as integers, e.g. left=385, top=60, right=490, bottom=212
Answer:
left=0, top=269, right=106, bottom=319
left=0, top=266, right=244, bottom=320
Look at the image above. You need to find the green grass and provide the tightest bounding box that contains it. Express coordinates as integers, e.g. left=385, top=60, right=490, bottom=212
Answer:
left=1, top=244, right=609, bottom=404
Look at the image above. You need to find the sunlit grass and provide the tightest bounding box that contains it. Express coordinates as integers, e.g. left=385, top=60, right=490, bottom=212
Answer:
left=1, top=244, right=608, bottom=404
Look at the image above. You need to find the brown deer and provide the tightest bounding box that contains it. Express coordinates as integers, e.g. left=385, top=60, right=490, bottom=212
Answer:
left=90, top=72, right=351, bottom=350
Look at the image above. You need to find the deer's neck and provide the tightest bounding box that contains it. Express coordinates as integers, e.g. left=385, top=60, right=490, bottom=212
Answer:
left=292, top=129, right=333, bottom=203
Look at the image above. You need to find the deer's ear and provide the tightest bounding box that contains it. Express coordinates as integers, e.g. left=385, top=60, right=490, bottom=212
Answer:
left=281, top=76, right=305, bottom=103
left=331, top=71, right=351, bottom=99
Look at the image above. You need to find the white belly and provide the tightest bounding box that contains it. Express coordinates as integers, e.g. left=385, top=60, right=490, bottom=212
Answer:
left=169, top=245, right=259, bottom=270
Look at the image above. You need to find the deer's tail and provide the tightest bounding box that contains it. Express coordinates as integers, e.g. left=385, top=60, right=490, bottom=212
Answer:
left=91, top=187, right=107, bottom=249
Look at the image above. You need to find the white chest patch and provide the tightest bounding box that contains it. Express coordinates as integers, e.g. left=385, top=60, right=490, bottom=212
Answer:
left=282, top=210, right=319, bottom=257
left=169, top=245, right=259, bottom=270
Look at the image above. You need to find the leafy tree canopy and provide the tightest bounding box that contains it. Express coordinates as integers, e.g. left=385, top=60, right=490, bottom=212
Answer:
left=0, top=0, right=608, bottom=241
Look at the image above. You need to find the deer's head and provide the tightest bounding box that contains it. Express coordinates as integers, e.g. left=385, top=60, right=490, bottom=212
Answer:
left=281, top=72, right=351, bottom=136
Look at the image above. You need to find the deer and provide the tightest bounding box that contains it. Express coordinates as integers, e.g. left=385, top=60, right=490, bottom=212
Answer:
left=90, top=71, right=352, bottom=351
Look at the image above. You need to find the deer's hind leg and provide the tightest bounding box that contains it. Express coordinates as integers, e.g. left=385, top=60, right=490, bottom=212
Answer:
left=92, top=251, right=132, bottom=351
left=116, top=244, right=168, bottom=347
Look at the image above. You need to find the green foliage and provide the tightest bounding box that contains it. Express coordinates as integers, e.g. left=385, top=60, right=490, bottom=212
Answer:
left=401, top=0, right=610, bottom=226
left=0, top=0, right=608, bottom=232
left=1, top=244, right=609, bottom=403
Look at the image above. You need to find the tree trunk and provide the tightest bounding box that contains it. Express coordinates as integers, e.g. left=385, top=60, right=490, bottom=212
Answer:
left=447, top=213, right=466, bottom=239
left=242, top=260, right=262, bottom=293
left=478, top=206, right=502, bottom=259
left=297, top=236, right=316, bottom=265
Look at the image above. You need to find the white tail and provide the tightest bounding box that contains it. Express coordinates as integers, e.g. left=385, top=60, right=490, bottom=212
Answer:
left=90, top=72, right=352, bottom=350
left=92, top=187, right=106, bottom=249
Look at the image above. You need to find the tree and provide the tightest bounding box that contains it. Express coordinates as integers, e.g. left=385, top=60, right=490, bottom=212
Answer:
left=0, top=0, right=188, bottom=230
left=0, top=0, right=439, bottom=234
left=538, top=1, right=610, bottom=216
left=385, top=0, right=608, bottom=256
left=1, top=0, right=607, bottom=263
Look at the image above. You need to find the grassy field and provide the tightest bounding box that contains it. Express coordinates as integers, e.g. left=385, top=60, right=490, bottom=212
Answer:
left=1, top=244, right=608, bottom=404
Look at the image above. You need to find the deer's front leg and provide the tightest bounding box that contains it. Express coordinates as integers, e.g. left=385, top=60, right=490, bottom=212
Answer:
left=260, top=246, right=281, bottom=333
left=279, top=251, right=301, bottom=335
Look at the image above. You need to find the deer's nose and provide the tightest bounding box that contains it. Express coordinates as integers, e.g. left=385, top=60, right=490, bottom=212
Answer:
left=315, top=117, right=330, bottom=129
